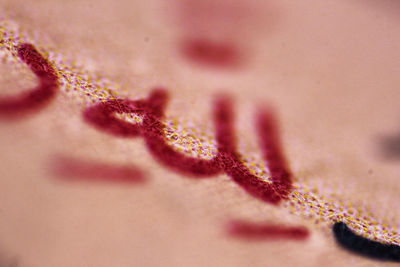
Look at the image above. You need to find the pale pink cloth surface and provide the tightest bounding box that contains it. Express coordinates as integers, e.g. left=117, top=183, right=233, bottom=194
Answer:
left=0, top=1, right=400, bottom=266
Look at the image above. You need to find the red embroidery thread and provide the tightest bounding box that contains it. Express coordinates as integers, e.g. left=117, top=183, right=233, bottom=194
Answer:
left=0, top=43, right=58, bottom=118
left=84, top=89, right=292, bottom=204
left=180, top=38, right=241, bottom=68
left=227, top=220, right=309, bottom=240
left=51, top=155, right=147, bottom=184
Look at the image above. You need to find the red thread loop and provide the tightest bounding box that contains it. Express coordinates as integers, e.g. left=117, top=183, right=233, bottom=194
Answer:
left=0, top=43, right=58, bottom=118
left=84, top=89, right=293, bottom=204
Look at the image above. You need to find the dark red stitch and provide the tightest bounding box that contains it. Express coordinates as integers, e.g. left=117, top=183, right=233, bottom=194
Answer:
left=84, top=89, right=223, bottom=176
left=256, top=109, right=293, bottom=200
left=83, top=89, right=293, bottom=204
left=143, top=115, right=223, bottom=176
left=0, top=43, right=58, bottom=118
left=51, top=155, right=146, bottom=184
left=83, top=99, right=144, bottom=137
left=180, top=38, right=241, bottom=68
left=227, top=220, right=309, bottom=241
left=215, top=98, right=292, bottom=204
left=142, top=90, right=223, bottom=175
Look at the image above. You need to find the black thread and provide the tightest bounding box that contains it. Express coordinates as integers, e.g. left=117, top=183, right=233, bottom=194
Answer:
left=333, top=222, right=400, bottom=261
